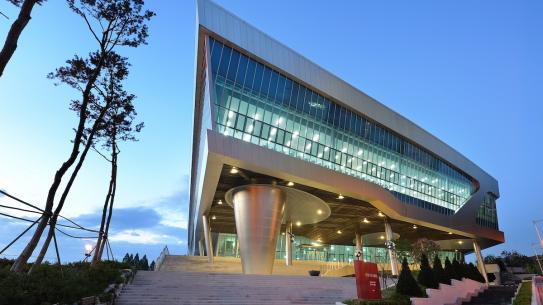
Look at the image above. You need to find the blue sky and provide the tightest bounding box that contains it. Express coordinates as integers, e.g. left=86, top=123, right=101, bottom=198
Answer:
left=0, top=0, right=542, bottom=263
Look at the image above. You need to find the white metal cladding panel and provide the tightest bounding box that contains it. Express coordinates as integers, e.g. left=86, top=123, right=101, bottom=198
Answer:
left=196, top=0, right=498, bottom=194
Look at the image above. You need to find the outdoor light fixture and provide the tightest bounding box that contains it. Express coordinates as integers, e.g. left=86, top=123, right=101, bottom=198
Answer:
left=317, top=209, right=323, bottom=215
left=378, top=212, right=384, bottom=217
left=363, top=218, right=369, bottom=223
left=287, top=181, right=294, bottom=187
left=84, top=244, right=93, bottom=259
left=230, top=167, right=239, bottom=174
left=296, top=221, right=302, bottom=227
left=337, top=194, right=344, bottom=200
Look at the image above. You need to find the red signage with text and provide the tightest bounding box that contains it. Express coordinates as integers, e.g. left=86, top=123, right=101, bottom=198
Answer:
left=354, top=260, right=382, bottom=300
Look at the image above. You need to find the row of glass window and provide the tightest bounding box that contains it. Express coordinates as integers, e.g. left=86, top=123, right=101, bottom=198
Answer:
left=215, top=233, right=461, bottom=264
left=208, top=37, right=474, bottom=189
left=476, top=193, right=499, bottom=229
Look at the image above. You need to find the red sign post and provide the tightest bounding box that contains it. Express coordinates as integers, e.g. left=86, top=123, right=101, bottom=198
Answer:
left=354, top=260, right=382, bottom=300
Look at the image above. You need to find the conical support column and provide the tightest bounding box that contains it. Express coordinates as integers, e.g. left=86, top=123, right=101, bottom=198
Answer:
left=285, top=221, right=293, bottom=266
left=232, top=185, right=286, bottom=275
left=473, top=240, right=489, bottom=283
left=385, top=220, right=399, bottom=276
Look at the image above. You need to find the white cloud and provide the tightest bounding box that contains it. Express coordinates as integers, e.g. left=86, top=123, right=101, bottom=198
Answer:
left=109, top=229, right=184, bottom=245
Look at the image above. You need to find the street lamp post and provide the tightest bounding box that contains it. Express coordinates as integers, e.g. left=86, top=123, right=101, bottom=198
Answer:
left=84, top=244, right=93, bottom=262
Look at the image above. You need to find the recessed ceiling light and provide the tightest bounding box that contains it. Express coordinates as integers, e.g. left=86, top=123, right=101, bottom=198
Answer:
left=211, top=215, right=216, bottom=220
left=296, top=221, right=301, bottom=227
left=448, top=232, right=453, bottom=235
left=413, top=225, right=418, bottom=229
left=230, top=167, right=239, bottom=174
left=458, top=240, right=463, bottom=244
left=218, top=200, right=223, bottom=205
left=363, top=218, right=370, bottom=223
left=317, top=209, right=323, bottom=215
left=378, top=212, right=384, bottom=217
left=380, top=235, right=385, bottom=240
left=287, top=181, right=294, bottom=187
left=337, top=230, right=342, bottom=234
left=338, top=194, right=344, bottom=200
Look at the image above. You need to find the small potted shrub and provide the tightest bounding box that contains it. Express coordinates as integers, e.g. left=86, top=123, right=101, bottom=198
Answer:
left=308, top=270, right=321, bottom=276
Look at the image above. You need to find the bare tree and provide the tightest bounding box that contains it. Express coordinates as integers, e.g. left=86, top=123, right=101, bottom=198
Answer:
left=0, top=0, right=44, bottom=77
left=91, top=84, right=143, bottom=265
left=10, top=0, right=153, bottom=273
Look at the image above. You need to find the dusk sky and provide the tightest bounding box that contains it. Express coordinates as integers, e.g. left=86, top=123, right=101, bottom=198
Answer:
left=0, top=1, right=542, bottom=263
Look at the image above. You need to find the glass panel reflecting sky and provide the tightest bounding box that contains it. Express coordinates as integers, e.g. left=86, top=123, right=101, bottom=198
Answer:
left=208, top=37, right=475, bottom=214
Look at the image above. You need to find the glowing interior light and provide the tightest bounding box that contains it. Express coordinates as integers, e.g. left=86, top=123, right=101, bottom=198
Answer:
left=378, top=212, right=384, bottom=217
left=448, top=232, right=453, bottom=235
left=324, top=146, right=329, bottom=152
left=293, top=131, right=299, bottom=138
left=287, top=181, right=294, bottom=187
left=413, top=225, right=417, bottom=229
left=337, top=230, right=342, bottom=234
left=348, top=158, right=352, bottom=163
left=337, top=194, right=344, bottom=200
left=356, top=166, right=362, bottom=170
left=211, top=215, right=216, bottom=220
left=270, top=128, right=277, bottom=135
left=363, top=218, right=369, bottom=223
left=342, top=148, right=347, bottom=153
left=230, top=167, right=239, bottom=174
left=363, top=161, right=367, bottom=165
left=380, top=235, right=385, bottom=240
left=357, top=150, right=363, bottom=155
left=335, top=154, right=340, bottom=159
left=390, top=164, right=395, bottom=169
left=228, top=111, right=234, bottom=118
left=247, top=125, right=254, bottom=133
left=285, top=141, right=291, bottom=147
left=312, top=134, right=319, bottom=141
left=218, top=200, right=223, bottom=205
left=226, top=121, right=232, bottom=126
left=317, top=153, right=323, bottom=158
left=317, top=209, right=323, bottom=215
left=296, top=221, right=302, bottom=226
left=306, top=143, right=311, bottom=150
left=243, top=134, right=251, bottom=141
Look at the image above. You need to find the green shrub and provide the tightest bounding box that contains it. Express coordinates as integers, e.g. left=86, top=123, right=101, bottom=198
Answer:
left=0, top=260, right=124, bottom=305
left=417, top=254, right=438, bottom=289
left=432, top=255, right=447, bottom=285
left=396, top=257, right=424, bottom=297
left=451, top=259, right=462, bottom=280
left=443, top=257, right=454, bottom=284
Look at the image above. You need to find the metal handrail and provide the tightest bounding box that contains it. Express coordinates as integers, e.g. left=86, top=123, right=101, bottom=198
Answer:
left=154, top=245, right=169, bottom=271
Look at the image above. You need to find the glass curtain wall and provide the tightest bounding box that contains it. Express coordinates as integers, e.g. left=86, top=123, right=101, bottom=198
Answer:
left=216, top=233, right=461, bottom=265
left=476, top=193, right=499, bottom=229
left=208, top=36, right=475, bottom=214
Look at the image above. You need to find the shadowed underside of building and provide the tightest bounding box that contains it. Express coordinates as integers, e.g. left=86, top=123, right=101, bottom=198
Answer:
left=188, top=0, right=504, bottom=279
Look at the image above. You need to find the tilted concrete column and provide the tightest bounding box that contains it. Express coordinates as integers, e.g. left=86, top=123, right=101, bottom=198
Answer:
left=285, top=221, right=293, bottom=266
left=385, top=220, right=399, bottom=276
left=232, top=185, right=286, bottom=275
left=473, top=240, right=489, bottom=283
left=355, top=232, right=362, bottom=260
left=202, top=214, right=214, bottom=263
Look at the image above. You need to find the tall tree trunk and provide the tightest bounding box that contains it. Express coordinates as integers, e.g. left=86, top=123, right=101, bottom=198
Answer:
left=30, top=107, right=109, bottom=271
left=97, top=148, right=117, bottom=263
left=92, top=152, right=115, bottom=265
left=10, top=53, right=106, bottom=273
left=0, top=0, right=38, bottom=77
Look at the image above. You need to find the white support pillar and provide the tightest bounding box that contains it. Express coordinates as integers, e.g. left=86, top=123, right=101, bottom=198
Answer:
left=473, top=240, right=488, bottom=283
left=385, top=220, right=399, bottom=276
left=285, top=221, right=293, bottom=266
left=202, top=214, right=214, bottom=263
left=198, top=239, right=204, bottom=256
left=355, top=232, right=362, bottom=260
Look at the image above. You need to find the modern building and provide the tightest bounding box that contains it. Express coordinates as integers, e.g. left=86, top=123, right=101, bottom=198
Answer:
left=189, top=0, right=503, bottom=279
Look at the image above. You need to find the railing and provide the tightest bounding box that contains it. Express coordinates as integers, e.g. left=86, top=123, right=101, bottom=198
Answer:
left=154, top=245, right=169, bottom=271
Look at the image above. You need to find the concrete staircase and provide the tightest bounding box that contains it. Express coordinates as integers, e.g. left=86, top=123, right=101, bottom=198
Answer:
left=116, top=270, right=357, bottom=305
left=159, top=255, right=350, bottom=277
left=460, top=284, right=518, bottom=305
